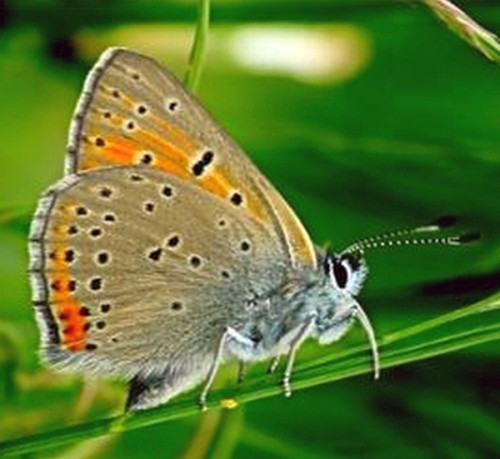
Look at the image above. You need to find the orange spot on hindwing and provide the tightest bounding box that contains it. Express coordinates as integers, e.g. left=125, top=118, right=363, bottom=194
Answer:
left=47, top=227, right=89, bottom=352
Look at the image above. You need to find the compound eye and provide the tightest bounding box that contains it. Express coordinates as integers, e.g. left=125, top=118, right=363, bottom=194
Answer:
left=333, top=260, right=349, bottom=289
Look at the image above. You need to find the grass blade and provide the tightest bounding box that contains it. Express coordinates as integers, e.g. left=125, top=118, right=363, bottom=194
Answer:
left=184, top=0, right=210, bottom=91
left=423, top=0, right=500, bottom=63
left=0, top=292, right=498, bottom=457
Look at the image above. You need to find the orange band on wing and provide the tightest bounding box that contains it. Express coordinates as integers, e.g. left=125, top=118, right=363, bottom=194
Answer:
left=110, top=115, right=125, bottom=127
left=155, top=157, right=190, bottom=178
left=58, top=297, right=87, bottom=352
left=153, top=115, right=197, bottom=151
left=200, top=173, right=232, bottom=197
left=243, top=195, right=266, bottom=221
left=48, top=237, right=88, bottom=352
left=80, top=158, right=101, bottom=170
left=199, top=168, right=265, bottom=220
left=104, top=86, right=135, bottom=110
left=100, top=137, right=139, bottom=164
left=135, top=130, right=189, bottom=165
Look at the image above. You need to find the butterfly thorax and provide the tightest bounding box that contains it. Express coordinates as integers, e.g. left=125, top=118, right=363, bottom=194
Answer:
left=225, top=256, right=365, bottom=362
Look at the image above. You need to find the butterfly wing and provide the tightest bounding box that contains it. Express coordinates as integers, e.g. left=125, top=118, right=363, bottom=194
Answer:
left=66, top=47, right=316, bottom=270
left=30, top=166, right=290, bottom=380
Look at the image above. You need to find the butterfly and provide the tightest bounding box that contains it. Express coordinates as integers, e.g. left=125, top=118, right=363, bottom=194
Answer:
left=29, top=48, right=476, bottom=411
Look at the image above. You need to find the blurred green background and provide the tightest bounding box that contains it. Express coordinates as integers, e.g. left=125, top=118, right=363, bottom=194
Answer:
left=1, top=1, right=499, bottom=458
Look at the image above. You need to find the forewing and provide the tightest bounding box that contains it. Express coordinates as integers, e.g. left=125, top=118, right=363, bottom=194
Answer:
left=29, top=166, right=288, bottom=377
left=67, top=47, right=316, bottom=270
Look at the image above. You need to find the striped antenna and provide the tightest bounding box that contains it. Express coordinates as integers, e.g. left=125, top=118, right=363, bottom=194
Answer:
left=344, top=216, right=480, bottom=254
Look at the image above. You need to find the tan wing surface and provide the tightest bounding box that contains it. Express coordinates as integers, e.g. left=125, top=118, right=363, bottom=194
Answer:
left=30, top=166, right=293, bottom=375
left=66, top=48, right=316, bottom=270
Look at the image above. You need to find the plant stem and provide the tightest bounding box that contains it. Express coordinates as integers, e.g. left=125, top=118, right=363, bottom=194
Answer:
left=185, top=0, right=210, bottom=92
left=423, top=0, right=500, bottom=63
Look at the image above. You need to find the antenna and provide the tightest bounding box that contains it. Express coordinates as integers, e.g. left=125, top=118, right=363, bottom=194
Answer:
left=343, top=216, right=480, bottom=254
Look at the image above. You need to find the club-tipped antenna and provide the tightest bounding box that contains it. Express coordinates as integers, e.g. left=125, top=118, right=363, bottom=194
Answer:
left=344, top=216, right=480, bottom=254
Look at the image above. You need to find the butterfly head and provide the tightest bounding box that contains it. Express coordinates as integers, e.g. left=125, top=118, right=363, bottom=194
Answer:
left=307, top=248, right=370, bottom=348
left=310, top=216, right=479, bottom=379
left=323, top=249, right=368, bottom=297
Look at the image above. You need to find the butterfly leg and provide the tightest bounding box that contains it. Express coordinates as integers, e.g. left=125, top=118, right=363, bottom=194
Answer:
left=267, top=355, right=280, bottom=374
left=350, top=301, right=380, bottom=380
left=237, top=361, right=246, bottom=384
left=281, top=316, right=315, bottom=397
left=199, top=326, right=256, bottom=409
left=199, top=327, right=231, bottom=410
